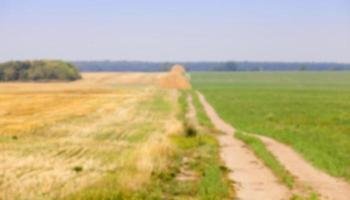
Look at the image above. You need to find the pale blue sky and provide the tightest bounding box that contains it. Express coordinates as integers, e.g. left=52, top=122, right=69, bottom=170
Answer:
left=0, top=0, right=349, bottom=62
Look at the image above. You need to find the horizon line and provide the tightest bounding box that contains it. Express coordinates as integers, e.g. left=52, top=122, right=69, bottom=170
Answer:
left=1, top=59, right=350, bottom=65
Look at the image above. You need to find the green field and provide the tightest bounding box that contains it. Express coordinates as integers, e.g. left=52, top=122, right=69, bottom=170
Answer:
left=192, top=72, right=350, bottom=181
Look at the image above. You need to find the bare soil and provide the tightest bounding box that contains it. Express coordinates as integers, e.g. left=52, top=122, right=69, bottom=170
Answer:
left=195, top=89, right=350, bottom=200
left=197, top=92, right=290, bottom=200
left=256, top=135, right=350, bottom=200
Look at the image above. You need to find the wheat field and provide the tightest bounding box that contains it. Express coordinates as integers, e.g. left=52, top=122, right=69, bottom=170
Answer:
left=0, top=73, right=182, bottom=199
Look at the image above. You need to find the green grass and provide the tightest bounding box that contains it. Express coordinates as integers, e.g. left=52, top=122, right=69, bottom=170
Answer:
left=190, top=90, right=215, bottom=129
left=171, top=134, right=233, bottom=200
left=177, top=90, right=188, bottom=121
left=192, top=72, right=350, bottom=181
left=199, top=164, right=230, bottom=200
left=235, top=131, right=294, bottom=188
left=149, top=92, right=172, bottom=113
left=291, top=193, right=319, bottom=200
left=156, top=90, right=233, bottom=200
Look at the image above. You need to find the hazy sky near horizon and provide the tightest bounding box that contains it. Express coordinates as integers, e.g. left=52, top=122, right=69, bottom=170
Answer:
left=0, top=0, right=349, bottom=62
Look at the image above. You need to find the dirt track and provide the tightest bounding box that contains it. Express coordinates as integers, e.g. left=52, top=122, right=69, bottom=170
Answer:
left=197, top=92, right=290, bottom=200
left=196, top=90, right=350, bottom=200
left=256, top=135, right=350, bottom=200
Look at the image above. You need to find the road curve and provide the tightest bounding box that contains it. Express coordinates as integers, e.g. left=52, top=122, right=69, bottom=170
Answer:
left=256, top=135, right=350, bottom=200
left=197, top=92, right=290, bottom=200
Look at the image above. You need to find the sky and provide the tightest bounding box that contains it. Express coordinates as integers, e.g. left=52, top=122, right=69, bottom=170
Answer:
left=0, top=0, right=349, bottom=63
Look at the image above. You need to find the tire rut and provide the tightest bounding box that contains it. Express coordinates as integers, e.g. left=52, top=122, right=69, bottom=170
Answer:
left=197, top=92, right=290, bottom=200
left=256, top=135, right=350, bottom=200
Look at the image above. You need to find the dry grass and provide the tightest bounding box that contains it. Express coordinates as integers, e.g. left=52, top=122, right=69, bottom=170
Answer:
left=0, top=72, right=167, bottom=136
left=0, top=73, right=182, bottom=199
left=158, top=65, right=191, bottom=89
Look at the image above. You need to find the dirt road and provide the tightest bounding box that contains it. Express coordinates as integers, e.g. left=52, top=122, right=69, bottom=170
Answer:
left=197, top=92, right=290, bottom=200
left=196, top=91, right=350, bottom=200
left=256, top=135, right=350, bottom=200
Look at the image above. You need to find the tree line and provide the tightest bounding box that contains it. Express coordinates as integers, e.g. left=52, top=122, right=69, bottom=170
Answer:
left=73, top=61, right=350, bottom=72
left=0, top=60, right=81, bottom=81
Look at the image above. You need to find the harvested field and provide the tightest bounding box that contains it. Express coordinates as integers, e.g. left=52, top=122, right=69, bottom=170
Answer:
left=0, top=73, right=163, bottom=136
left=0, top=72, right=182, bottom=199
left=0, top=69, right=234, bottom=199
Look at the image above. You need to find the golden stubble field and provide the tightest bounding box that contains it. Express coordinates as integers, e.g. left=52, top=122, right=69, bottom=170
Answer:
left=0, top=73, right=183, bottom=199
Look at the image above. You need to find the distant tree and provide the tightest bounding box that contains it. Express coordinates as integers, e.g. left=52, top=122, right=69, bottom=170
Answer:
left=332, top=66, right=340, bottom=71
left=0, top=60, right=81, bottom=81
left=160, top=63, right=173, bottom=72
left=214, top=62, right=238, bottom=71
left=251, top=67, right=260, bottom=71
left=3, top=67, right=17, bottom=81
left=225, top=62, right=238, bottom=71
left=299, top=65, right=307, bottom=71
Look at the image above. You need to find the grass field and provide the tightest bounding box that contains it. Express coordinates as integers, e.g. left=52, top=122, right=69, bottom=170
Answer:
left=0, top=72, right=232, bottom=200
left=192, top=72, right=350, bottom=182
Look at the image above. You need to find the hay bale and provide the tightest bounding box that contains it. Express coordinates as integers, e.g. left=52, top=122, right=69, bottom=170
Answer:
left=170, top=64, right=186, bottom=75
left=158, top=65, right=191, bottom=89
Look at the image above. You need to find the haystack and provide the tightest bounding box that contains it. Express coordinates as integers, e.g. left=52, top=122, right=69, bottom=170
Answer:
left=158, top=65, right=191, bottom=89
